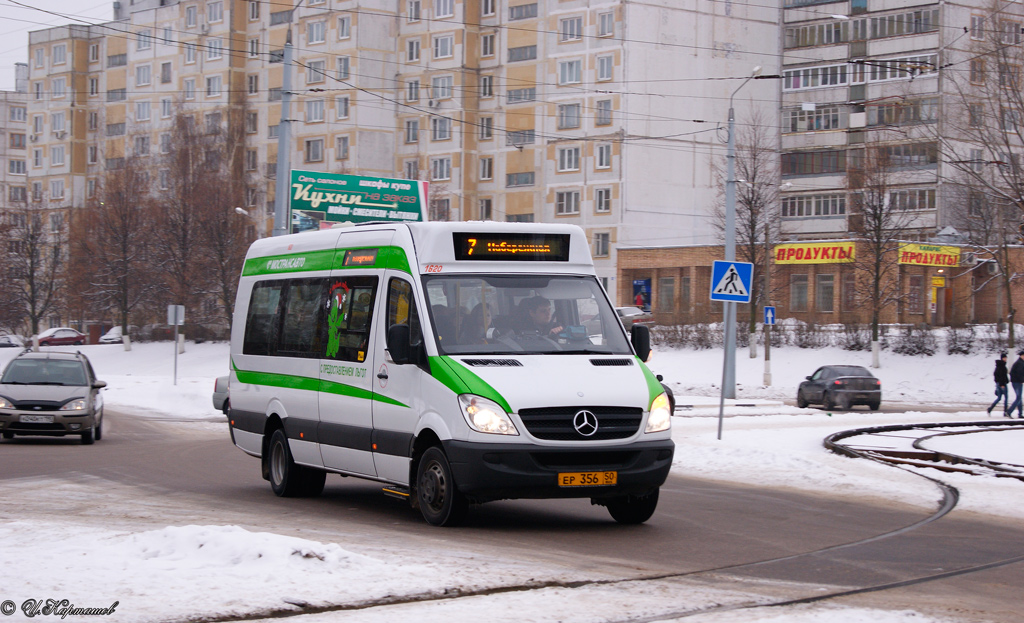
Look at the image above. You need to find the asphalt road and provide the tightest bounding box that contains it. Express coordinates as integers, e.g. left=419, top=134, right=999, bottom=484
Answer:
left=2, top=410, right=1023, bottom=622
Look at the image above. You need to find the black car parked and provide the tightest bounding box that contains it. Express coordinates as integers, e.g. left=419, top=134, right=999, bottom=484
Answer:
left=797, top=365, right=881, bottom=411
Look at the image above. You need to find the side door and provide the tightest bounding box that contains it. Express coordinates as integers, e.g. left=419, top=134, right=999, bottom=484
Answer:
left=317, top=273, right=380, bottom=476
left=371, top=274, right=426, bottom=485
left=808, top=367, right=828, bottom=401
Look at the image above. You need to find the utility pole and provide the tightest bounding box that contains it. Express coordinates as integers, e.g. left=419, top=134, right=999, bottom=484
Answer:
left=272, top=1, right=306, bottom=237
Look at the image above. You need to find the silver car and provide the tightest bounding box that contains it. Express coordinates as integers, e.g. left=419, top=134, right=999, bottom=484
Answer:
left=0, top=351, right=107, bottom=444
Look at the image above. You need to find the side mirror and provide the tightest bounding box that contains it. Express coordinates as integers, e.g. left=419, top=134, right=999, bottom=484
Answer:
left=631, top=325, right=651, bottom=362
left=387, top=324, right=412, bottom=365
left=93, top=380, right=107, bottom=389
left=806, top=376, right=813, bottom=381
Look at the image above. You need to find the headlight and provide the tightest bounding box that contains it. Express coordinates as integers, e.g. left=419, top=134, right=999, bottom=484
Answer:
left=459, top=395, right=518, bottom=436
left=0, top=397, right=12, bottom=410
left=60, top=399, right=87, bottom=411
left=646, top=392, right=672, bottom=433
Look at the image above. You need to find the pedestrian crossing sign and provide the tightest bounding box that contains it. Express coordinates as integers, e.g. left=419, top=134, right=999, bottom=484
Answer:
left=710, top=261, right=754, bottom=303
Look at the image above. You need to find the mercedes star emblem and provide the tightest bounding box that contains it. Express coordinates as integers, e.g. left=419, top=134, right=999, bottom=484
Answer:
left=573, top=410, right=598, bottom=437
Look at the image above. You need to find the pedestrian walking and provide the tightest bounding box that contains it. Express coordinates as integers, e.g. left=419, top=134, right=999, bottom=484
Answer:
left=988, top=352, right=1009, bottom=415
left=1006, top=350, right=1024, bottom=418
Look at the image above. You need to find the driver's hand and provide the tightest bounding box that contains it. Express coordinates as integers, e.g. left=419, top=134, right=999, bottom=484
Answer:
left=550, top=326, right=563, bottom=335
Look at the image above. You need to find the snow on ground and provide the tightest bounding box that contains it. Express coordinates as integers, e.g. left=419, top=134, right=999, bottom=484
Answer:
left=1, top=341, right=1021, bottom=623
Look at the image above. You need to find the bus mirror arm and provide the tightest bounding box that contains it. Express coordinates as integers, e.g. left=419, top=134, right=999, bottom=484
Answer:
left=631, top=325, right=651, bottom=362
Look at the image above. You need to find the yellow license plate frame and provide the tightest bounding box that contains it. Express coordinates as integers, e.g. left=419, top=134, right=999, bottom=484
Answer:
left=557, top=471, right=617, bottom=487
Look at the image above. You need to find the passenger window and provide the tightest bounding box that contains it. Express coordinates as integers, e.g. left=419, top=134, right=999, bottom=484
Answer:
left=324, top=276, right=378, bottom=362
left=278, top=279, right=326, bottom=358
left=243, top=281, right=285, bottom=355
left=387, top=279, right=423, bottom=347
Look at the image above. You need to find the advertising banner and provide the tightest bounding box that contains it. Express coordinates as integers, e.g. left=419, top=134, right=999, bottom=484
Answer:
left=773, top=241, right=855, bottom=264
left=898, top=243, right=960, bottom=267
left=289, top=170, right=428, bottom=231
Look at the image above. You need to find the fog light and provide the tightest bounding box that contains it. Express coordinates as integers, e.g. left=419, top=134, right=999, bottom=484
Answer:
left=69, top=423, right=82, bottom=431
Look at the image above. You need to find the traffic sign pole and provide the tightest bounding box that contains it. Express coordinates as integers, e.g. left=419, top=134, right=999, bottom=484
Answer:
left=710, top=261, right=753, bottom=439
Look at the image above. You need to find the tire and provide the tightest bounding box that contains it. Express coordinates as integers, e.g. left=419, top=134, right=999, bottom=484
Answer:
left=606, top=488, right=660, bottom=525
left=267, top=429, right=325, bottom=497
left=869, top=400, right=880, bottom=411
left=796, top=390, right=808, bottom=409
left=415, top=446, right=467, bottom=527
left=94, top=414, right=103, bottom=441
left=823, top=392, right=834, bottom=410
left=81, top=426, right=95, bottom=445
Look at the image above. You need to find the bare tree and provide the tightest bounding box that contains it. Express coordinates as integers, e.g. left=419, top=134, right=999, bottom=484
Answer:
left=1, top=197, right=66, bottom=336
left=74, top=157, right=157, bottom=334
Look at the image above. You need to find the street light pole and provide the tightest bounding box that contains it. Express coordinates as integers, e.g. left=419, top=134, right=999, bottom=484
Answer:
left=722, top=66, right=761, bottom=401
left=272, top=0, right=307, bottom=237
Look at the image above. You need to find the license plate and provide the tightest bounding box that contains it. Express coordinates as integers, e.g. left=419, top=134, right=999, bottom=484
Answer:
left=558, top=471, right=617, bottom=487
left=19, top=414, right=54, bottom=424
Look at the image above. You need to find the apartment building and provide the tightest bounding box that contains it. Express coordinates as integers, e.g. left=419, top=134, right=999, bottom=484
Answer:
left=1, top=65, right=28, bottom=213
left=19, top=0, right=778, bottom=306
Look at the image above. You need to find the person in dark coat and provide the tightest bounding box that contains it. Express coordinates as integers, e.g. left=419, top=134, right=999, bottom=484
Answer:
left=988, top=352, right=1009, bottom=415
left=1006, top=350, right=1024, bottom=418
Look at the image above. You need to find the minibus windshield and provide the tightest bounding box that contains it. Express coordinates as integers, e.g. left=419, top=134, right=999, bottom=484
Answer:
left=423, top=275, right=633, bottom=356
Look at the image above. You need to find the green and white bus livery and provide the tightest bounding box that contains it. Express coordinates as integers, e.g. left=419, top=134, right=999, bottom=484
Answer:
left=227, top=221, right=674, bottom=526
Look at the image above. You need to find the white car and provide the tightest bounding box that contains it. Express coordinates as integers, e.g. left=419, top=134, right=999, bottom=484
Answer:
left=98, top=326, right=136, bottom=344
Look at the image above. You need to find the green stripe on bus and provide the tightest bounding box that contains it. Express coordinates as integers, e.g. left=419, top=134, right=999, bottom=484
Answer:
left=638, top=358, right=665, bottom=405
left=232, top=366, right=408, bottom=408
left=243, top=246, right=412, bottom=277
left=431, top=356, right=512, bottom=414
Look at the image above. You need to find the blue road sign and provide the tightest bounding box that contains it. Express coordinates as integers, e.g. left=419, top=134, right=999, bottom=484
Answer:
left=709, top=261, right=754, bottom=304
left=764, top=306, right=776, bottom=325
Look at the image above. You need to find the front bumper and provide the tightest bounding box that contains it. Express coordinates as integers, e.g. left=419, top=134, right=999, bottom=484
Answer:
left=442, top=438, right=675, bottom=503
left=0, top=411, right=96, bottom=437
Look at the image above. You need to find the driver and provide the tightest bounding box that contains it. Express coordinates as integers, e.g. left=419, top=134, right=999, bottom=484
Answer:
left=516, top=296, right=563, bottom=337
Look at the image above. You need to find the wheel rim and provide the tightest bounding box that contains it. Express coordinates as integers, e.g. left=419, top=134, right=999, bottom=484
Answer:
left=419, top=460, right=447, bottom=513
left=271, top=440, right=286, bottom=485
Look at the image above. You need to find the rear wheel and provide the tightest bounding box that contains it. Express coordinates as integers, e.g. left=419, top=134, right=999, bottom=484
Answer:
left=869, top=400, right=880, bottom=411
left=416, top=447, right=467, bottom=527
left=796, top=390, right=808, bottom=409
left=267, top=429, right=325, bottom=497
left=823, top=392, right=834, bottom=410
left=605, top=489, right=660, bottom=525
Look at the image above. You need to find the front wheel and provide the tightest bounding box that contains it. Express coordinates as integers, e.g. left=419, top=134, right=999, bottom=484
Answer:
left=81, top=426, right=95, bottom=445
left=415, top=447, right=467, bottom=527
left=94, top=414, right=103, bottom=441
left=796, top=390, right=808, bottom=409
left=605, top=489, right=660, bottom=524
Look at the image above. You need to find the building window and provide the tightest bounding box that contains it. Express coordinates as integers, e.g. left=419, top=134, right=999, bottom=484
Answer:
left=338, top=15, right=351, bottom=38
left=206, top=75, right=222, bottom=97
left=407, top=39, right=420, bottom=62
left=559, top=60, right=582, bottom=85
left=306, top=99, right=325, bottom=122
left=556, top=190, right=580, bottom=215
left=508, top=45, right=537, bottom=62
left=480, top=116, right=493, bottom=139
left=335, top=135, right=349, bottom=160
left=657, top=278, right=675, bottom=313
left=162, top=98, right=173, bottom=118
left=598, top=12, right=615, bottom=36
left=436, top=0, right=454, bottom=18
left=816, top=274, right=835, bottom=312
left=249, top=0, right=260, bottom=19
left=557, top=147, right=581, bottom=172
left=479, top=75, right=493, bottom=97
left=506, top=129, right=535, bottom=146
left=593, top=233, right=610, bottom=257
left=560, top=17, right=583, bottom=41
left=305, top=139, right=324, bottom=162
left=480, top=157, right=493, bottom=180
left=87, top=145, right=98, bottom=164
left=430, top=198, right=451, bottom=221
left=971, top=15, right=985, bottom=40
left=479, top=198, right=493, bottom=220
left=32, top=149, right=42, bottom=167
left=434, top=35, right=454, bottom=59
left=781, top=194, right=846, bottom=217
left=842, top=273, right=857, bottom=311
left=596, top=143, right=612, bottom=169
left=596, top=99, right=612, bottom=125
left=482, top=0, right=496, bottom=15
left=336, top=96, right=350, bottom=119
left=9, top=186, right=26, bottom=203
left=52, top=78, right=66, bottom=98
left=52, top=44, right=67, bottom=65
left=52, top=112, right=66, bottom=132
left=431, top=116, right=452, bottom=140
left=790, top=274, right=808, bottom=312
left=432, top=75, right=453, bottom=98
left=597, top=55, right=614, bottom=81
left=136, top=101, right=151, bottom=121
left=50, top=180, right=65, bottom=200
left=307, top=60, right=326, bottom=84
left=408, top=0, right=421, bottom=20
left=507, top=87, right=536, bottom=103
left=405, top=119, right=419, bottom=143
left=186, top=5, right=197, bottom=27
left=407, top=79, right=420, bottom=101
left=51, top=145, right=65, bottom=166
left=431, top=157, right=452, bottom=181
left=557, top=103, right=581, bottom=129
left=134, top=136, right=150, bottom=156
left=160, top=133, right=171, bottom=153
left=249, top=38, right=260, bottom=57
left=595, top=188, right=612, bottom=213
left=248, top=74, right=259, bottom=95
left=10, top=106, right=26, bottom=122
left=185, top=43, right=196, bottom=64
left=907, top=275, right=924, bottom=314
left=137, top=30, right=152, bottom=51
left=136, top=65, right=151, bottom=86
left=308, top=21, right=326, bottom=44
left=9, top=133, right=24, bottom=149
left=481, top=33, right=496, bottom=57
left=506, top=172, right=535, bottom=187
left=208, top=1, right=223, bottom=22
left=404, top=160, right=419, bottom=180
left=336, top=56, right=350, bottom=80
left=509, top=3, right=538, bottom=20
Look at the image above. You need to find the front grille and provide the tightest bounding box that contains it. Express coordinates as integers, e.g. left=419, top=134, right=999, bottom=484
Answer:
left=9, top=422, right=64, bottom=431
left=518, top=406, right=643, bottom=441
left=11, top=401, right=62, bottom=411
left=590, top=358, right=633, bottom=367
left=532, top=450, right=640, bottom=469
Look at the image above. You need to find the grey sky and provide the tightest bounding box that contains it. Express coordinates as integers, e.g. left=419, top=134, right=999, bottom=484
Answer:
left=0, top=0, right=114, bottom=91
